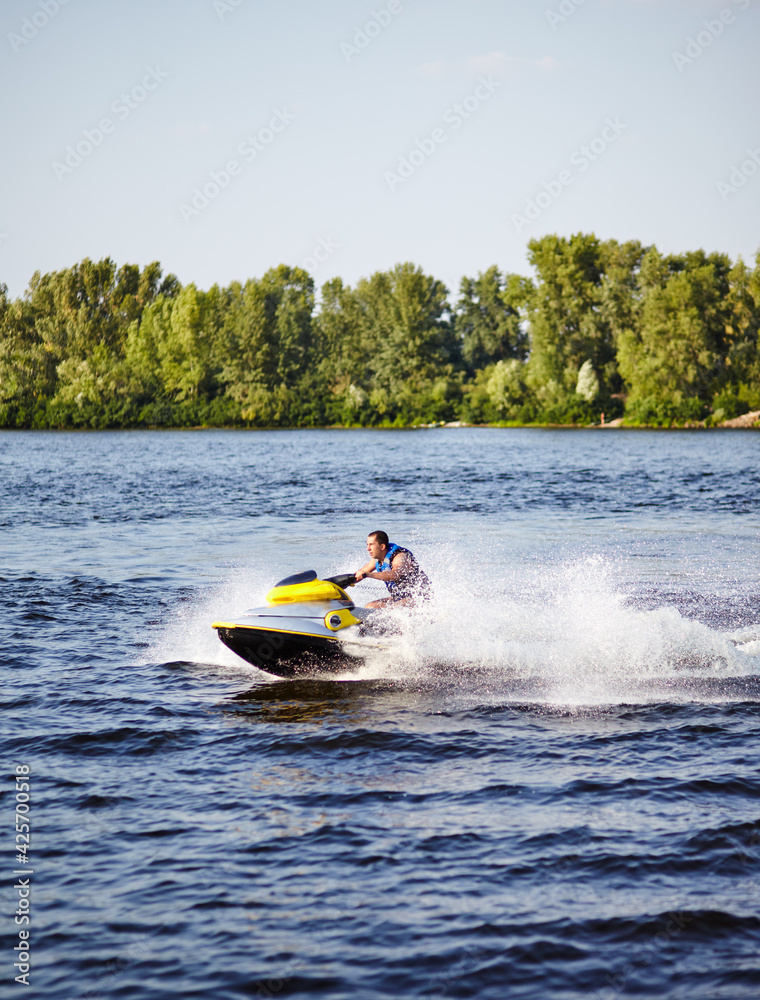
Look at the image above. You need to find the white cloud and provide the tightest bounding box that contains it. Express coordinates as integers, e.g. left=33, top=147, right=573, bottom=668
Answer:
left=533, top=55, right=560, bottom=72
left=417, top=60, right=446, bottom=78
left=170, top=122, right=211, bottom=139
left=465, top=52, right=560, bottom=74
left=465, top=51, right=508, bottom=74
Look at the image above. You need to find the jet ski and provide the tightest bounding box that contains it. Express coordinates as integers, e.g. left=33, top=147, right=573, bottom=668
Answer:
left=212, top=570, right=391, bottom=678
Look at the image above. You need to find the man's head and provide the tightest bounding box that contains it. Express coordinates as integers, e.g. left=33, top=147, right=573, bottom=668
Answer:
left=366, top=530, right=389, bottom=560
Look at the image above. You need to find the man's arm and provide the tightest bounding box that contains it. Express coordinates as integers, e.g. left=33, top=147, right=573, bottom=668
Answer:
left=356, top=552, right=408, bottom=583
left=354, top=559, right=377, bottom=582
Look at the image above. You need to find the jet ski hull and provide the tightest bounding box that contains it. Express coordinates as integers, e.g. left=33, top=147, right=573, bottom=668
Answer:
left=212, top=571, right=389, bottom=679
left=215, top=624, right=365, bottom=678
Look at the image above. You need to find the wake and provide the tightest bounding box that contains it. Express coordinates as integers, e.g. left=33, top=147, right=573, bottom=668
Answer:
left=146, top=554, right=760, bottom=704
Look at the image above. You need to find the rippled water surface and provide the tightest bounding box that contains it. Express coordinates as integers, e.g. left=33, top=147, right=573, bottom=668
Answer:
left=2, top=428, right=760, bottom=999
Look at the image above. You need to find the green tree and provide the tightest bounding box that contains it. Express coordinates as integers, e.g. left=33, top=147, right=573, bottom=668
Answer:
left=370, top=262, right=453, bottom=381
left=25, top=258, right=177, bottom=364
left=124, top=295, right=173, bottom=399
left=158, top=284, right=214, bottom=399
left=219, top=265, right=314, bottom=423
left=352, top=263, right=457, bottom=421
left=617, top=248, right=732, bottom=424
left=524, top=234, right=645, bottom=421
left=5, top=258, right=179, bottom=423
left=525, top=233, right=605, bottom=394
left=455, top=266, right=532, bottom=371
left=0, top=294, right=59, bottom=424
left=711, top=251, right=760, bottom=417
left=4, top=245, right=759, bottom=429
left=311, top=278, right=370, bottom=421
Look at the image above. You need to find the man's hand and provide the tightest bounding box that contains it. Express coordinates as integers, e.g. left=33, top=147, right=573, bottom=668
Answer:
left=355, top=560, right=377, bottom=582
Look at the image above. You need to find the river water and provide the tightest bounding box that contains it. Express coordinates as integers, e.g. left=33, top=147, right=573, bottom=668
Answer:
left=2, top=427, right=759, bottom=999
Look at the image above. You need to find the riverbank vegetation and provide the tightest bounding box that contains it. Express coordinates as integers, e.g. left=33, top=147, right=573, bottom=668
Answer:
left=1, top=233, right=759, bottom=429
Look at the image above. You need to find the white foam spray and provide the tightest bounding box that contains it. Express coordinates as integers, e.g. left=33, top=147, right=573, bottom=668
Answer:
left=145, top=546, right=760, bottom=704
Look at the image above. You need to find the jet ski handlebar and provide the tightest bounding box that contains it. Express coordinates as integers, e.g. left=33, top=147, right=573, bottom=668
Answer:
left=323, top=573, right=357, bottom=589
left=273, top=570, right=357, bottom=590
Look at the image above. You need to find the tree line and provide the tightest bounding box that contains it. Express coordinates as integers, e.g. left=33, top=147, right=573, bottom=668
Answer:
left=1, top=233, right=759, bottom=430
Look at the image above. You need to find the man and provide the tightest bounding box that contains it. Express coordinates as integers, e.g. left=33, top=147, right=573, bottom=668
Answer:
left=355, top=530, right=431, bottom=608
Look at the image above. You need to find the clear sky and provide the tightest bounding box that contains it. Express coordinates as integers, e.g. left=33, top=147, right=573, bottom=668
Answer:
left=2, top=0, right=758, bottom=300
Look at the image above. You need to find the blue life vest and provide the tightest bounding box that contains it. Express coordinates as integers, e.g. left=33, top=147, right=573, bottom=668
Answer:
left=375, top=543, right=431, bottom=598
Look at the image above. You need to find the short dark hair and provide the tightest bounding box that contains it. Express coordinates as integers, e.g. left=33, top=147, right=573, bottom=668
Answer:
left=368, top=530, right=389, bottom=547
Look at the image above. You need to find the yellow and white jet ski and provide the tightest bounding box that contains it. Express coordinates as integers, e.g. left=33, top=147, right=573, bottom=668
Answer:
left=212, top=571, right=389, bottom=678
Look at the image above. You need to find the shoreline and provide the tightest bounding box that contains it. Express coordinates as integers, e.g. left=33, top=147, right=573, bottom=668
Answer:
left=3, top=415, right=760, bottom=433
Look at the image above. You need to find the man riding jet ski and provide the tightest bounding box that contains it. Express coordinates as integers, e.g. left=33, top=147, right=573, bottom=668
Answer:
left=212, top=533, right=430, bottom=678
left=354, top=530, right=431, bottom=608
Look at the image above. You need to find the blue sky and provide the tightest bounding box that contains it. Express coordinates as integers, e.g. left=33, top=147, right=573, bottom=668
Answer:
left=2, top=0, right=758, bottom=300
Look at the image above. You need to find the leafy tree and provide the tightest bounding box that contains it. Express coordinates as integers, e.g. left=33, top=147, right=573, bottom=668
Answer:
left=524, top=235, right=644, bottom=415
left=124, top=296, right=173, bottom=399
left=576, top=359, right=600, bottom=402
left=313, top=278, right=367, bottom=386
left=307, top=263, right=458, bottom=424
left=596, top=239, right=647, bottom=393
left=0, top=294, right=58, bottom=424
left=311, top=278, right=373, bottom=422
left=158, top=284, right=214, bottom=400
left=617, top=249, right=732, bottom=424
left=525, top=233, right=605, bottom=393
left=354, top=263, right=455, bottom=414
left=219, top=265, right=314, bottom=424
left=25, top=258, right=177, bottom=365
left=6, top=258, right=180, bottom=422
left=455, top=266, right=532, bottom=371
left=2, top=244, right=760, bottom=429
left=711, top=251, right=760, bottom=417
